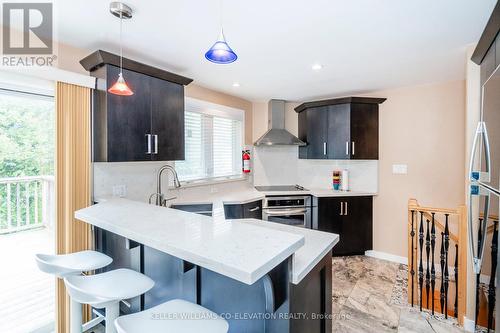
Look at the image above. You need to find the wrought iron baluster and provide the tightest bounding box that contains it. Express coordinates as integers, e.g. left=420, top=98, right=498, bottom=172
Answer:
left=419, top=211, right=424, bottom=312
left=430, top=213, right=436, bottom=315
left=487, top=220, right=498, bottom=332
left=475, top=218, right=483, bottom=326
left=444, top=214, right=450, bottom=319
left=410, top=210, right=416, bottom=307
left=425, top=219, right=431, bottom=310
left=440, top=232, right=445, bottom=314
left=454, top=244, right=458, bottom=318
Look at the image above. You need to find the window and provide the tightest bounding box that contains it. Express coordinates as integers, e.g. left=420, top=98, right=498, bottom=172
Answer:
left=176, top=98, right=243, bottom=182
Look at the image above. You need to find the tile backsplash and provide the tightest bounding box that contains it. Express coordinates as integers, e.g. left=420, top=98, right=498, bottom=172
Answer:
left=93, top=146, right=378, bottom=202
left=252, top=146, right=378, bottom=192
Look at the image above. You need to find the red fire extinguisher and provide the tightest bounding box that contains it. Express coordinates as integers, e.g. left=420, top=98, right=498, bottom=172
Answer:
left=242, top=150, right=251, bottom=173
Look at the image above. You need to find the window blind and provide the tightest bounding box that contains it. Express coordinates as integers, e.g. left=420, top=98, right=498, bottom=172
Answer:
left=176, top=104, right=243, bottom=182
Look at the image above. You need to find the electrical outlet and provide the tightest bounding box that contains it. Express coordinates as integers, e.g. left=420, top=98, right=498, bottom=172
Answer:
left=392, top=164, right=408, bottom=175
left=112, top=184, right=127, bottom=197
left=210, top=187, right=218, bottom=194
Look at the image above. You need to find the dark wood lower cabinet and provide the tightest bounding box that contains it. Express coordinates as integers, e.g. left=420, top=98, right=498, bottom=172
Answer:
left=316, top=196, right=373, bottom=256
left=94, top=227, right=142, bottom=314
left=224, top=199, right=263, bottom=219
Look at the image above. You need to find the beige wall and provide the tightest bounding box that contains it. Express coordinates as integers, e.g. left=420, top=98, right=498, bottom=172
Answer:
left=253, top=81, right=467, bottom=259
left=370, top=80, right=466, bottom=257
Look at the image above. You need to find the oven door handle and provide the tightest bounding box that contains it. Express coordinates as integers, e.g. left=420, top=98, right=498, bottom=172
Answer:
left=264, top=209, right=307, bottom=216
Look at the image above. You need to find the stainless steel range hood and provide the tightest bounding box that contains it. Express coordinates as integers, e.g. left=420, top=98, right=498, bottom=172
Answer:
left=254, top=100, right=306, bottom=146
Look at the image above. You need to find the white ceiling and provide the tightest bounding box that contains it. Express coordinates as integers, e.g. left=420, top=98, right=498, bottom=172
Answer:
left=54, top=0, right=496, bottom=102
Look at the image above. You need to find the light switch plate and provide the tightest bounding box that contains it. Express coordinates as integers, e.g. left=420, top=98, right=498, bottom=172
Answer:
left=112, top=184, right=127, bottom=197
left=392, top=164, right=408, bottom=175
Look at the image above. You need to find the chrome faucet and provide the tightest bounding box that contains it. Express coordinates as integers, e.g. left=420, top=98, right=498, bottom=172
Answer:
left=149, top=165, right=181, bottom=207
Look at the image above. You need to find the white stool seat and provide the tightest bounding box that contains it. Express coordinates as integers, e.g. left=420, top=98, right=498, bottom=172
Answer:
left=35, top=250, right=112, bottom=277
left=115, top=299, right=228, bottom=333
left=64, top=268, right=154, bottom=308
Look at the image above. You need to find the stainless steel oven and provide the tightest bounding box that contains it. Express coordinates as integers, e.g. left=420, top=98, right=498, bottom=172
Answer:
left=262, top=195, right=312, bottom=228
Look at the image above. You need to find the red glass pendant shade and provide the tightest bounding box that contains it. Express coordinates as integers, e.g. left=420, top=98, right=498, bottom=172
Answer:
left=108, top=72, right=133, bottom=96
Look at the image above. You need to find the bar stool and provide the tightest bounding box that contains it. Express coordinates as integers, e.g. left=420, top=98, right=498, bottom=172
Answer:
left=114, top=299, right=229, bottom=333
left=64, top=268, right=154, bottom=333
left=35, top=251, right=113, bottom=332
left=35, top=250, right=113, bottom=277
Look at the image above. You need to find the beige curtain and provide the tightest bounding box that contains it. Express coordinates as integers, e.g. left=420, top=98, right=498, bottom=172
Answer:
left=55, top=82, right=92, bottom=333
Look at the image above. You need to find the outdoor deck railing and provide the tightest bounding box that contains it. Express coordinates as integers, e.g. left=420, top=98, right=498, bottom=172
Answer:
left=0, top=175, right=55, bottom=234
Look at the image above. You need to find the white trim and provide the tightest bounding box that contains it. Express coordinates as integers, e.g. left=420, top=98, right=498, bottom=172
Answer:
left=364, top=250, right=408, bottom=265
left=0, top=67, right=95, bottom=89
left=463, top=317, right=475, bottom=332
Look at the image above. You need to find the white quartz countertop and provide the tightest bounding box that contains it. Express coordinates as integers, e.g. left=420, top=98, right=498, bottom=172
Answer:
left=171, top=186, right=376, bottom=207
left=75, top=198, right=305, bottom=285
left=239, top=219, right=339, bottom=284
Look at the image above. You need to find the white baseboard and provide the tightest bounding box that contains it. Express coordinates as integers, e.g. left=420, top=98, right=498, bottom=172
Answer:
left=463, top=317, right=475, bottom=332
left=364, top=250, right=408, bottom=265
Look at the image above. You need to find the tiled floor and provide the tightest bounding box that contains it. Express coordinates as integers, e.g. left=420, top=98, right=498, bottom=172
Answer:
left=331, top=255, right=466, bottom=333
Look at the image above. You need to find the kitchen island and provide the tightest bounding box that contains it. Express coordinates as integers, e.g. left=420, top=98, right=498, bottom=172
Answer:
left=75, top=198, right=338, bottom=333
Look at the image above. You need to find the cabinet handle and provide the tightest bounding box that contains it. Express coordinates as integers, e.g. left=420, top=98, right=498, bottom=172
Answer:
left=340, top=201, right=343, bottom=216
left=352, top=141, right=355, bottom=156
left=146, top=134, right=152, bottom=154
left=344, top=202, right=348, bottom=215
left=248, top=206, right=260, bottom=212
left=345, top=141, right=349, bottom=155
left=154, top=135, right=158, bottom=154
left=323, top=142, right=327, bottom=155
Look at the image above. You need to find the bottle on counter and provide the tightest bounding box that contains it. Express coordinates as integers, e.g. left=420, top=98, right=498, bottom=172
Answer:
left=341, top=169, right=349, bottom=191
left=332, top=170, right=341, bottom=190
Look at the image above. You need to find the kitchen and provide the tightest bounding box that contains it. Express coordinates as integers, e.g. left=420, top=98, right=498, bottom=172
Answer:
left=0, top=1, right=498, bottom=333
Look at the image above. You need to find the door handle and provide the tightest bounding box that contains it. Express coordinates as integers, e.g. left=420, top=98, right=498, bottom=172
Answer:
left=352, top=142, right=355, bottom=156
left=468, top=185, right=490, bottom=274
left=468, top=122, right=491, bottom=182
left=345, top=141, right=349, bottom=156
left=153, top=135, right=158, bottom=154
left=146, top=134, right=152, bottom=154
left=340, top=202, right=343, bottom=216
left=248, top=206, right=260, bottom=212
left=323, top=142, right=327, bottom=156
left=344, top=202, right=348, bottom=215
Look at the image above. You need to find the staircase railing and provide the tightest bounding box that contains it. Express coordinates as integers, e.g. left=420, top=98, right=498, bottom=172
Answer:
left=407, top=198, right=467, bottom=325
left=475, top=213, right=498, bottom=331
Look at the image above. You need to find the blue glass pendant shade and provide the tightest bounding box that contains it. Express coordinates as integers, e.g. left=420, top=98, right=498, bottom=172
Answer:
left=205, top=30, right=238, bottom=64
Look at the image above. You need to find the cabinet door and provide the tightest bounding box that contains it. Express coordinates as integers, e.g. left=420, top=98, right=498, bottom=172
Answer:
left=242, top=200, right=263, bottom=219
left=305, top=107, right=328, bottom=159
left=106, top=65, right=152, bottom=162
left=326, top=104, right=350, bottom=159
left=151, top=77, right=185, bottom=161
left=350, top=103, right=379, bottom=160
left=317, top=197, right=344, bottom=254
left=342, top=196, right=373, bottom=254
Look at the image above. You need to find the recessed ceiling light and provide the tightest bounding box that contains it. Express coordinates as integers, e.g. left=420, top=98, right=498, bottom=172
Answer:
left=312, top=64, right=323, bottom=71
left=232, top=82, right=240, bottom=87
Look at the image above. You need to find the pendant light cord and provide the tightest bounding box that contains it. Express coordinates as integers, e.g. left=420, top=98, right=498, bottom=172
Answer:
left=119, top=11, right=123, bottom=73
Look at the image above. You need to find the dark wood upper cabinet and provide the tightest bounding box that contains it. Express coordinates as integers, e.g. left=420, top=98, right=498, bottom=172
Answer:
left=150, top=76, right=185, bottom=161
left=81, top=51, right=192, bottom=162
left=296, top=97, right=385, bottom=160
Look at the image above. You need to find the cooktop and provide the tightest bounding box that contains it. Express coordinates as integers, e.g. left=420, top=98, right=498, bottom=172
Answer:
left=254, top=185, right=308, bottom=192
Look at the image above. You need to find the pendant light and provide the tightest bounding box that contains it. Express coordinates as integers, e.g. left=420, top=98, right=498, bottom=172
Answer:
left=108, top=2, right=134, bottom=96
left=205, top=0, right=237, bottom=64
